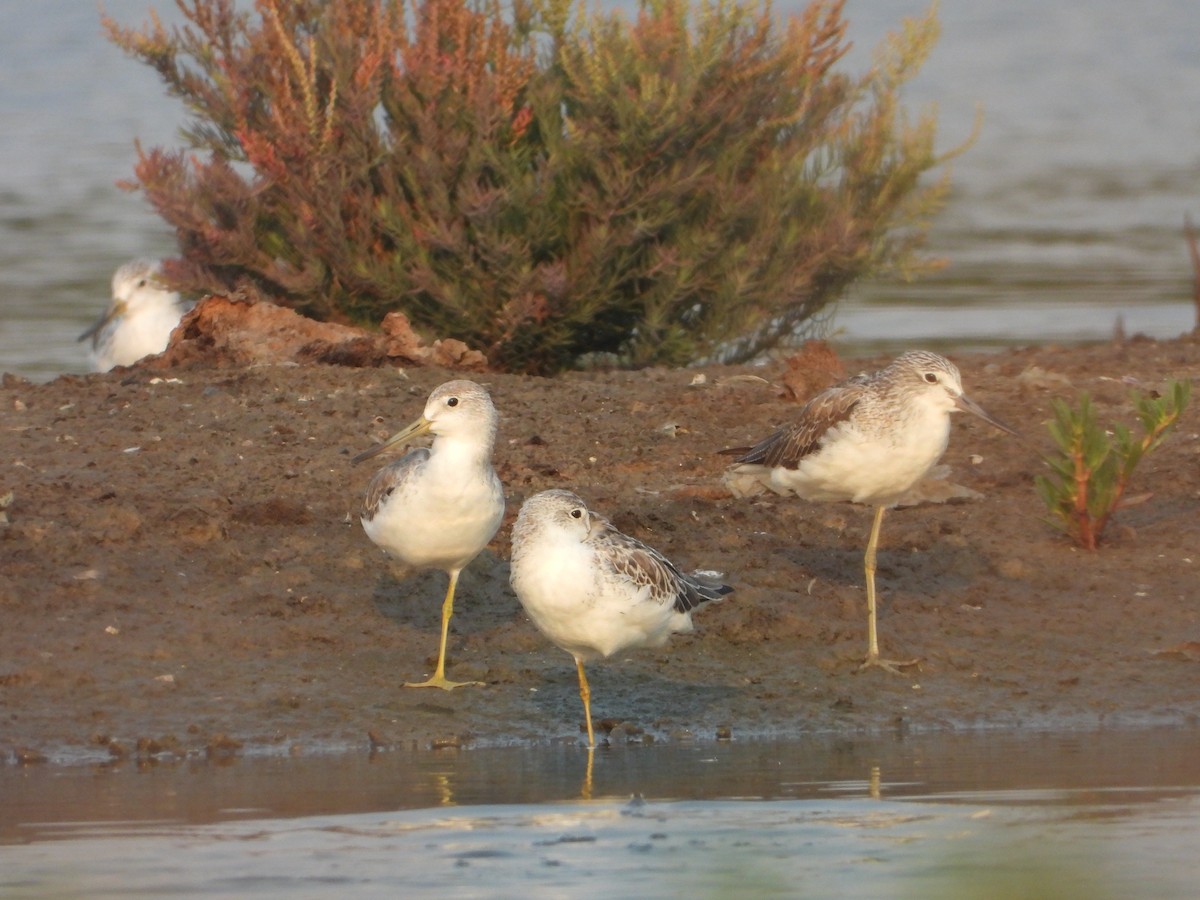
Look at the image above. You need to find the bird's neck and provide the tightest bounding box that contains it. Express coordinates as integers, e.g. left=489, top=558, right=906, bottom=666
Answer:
left=429, top=433, right=495, bottom=471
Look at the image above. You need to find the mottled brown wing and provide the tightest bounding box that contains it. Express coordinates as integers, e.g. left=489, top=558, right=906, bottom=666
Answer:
left=733, top=380, right=866, bottom=470
left=360, top=448, right=429, bottom=521
left=590, top=517, right=732, bottom=614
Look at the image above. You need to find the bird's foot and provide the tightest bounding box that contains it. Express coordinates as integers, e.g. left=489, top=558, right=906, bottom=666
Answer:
left=858, top=654, right=921, bottom=675
left=404, top=675, right=485, bottom=690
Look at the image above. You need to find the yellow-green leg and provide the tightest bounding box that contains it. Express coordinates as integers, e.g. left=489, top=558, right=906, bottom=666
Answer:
left=577, top=658, right=596, bottom=749
left=581, top=746, right=595, bottom=801
left=405, top=569, right=484, bottom=690
left=858, top=506, right=920, bottom=674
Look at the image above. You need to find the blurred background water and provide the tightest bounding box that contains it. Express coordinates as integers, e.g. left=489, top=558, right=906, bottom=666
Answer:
left=1, top=0, right=1197, bottom=381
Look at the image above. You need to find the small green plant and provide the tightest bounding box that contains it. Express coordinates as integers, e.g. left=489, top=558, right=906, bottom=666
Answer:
left=1035, top=380, right=1190, bottom=549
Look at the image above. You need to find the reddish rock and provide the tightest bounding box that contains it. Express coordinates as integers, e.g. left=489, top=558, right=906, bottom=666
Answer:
left=779, top=340, right=847, bottom=402
left=380, top=311, right=488, bottom=370
left=146, top=295, right=487, bottom=371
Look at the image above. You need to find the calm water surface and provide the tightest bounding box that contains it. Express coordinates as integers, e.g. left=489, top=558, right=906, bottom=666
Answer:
left=3, top=729, right=1199, bottom=897
left=1, top=0, right=1198, bottom=380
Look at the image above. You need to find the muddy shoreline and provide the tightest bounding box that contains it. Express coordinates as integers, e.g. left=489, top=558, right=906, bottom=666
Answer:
left=3, top=337, right=1200, bottom=765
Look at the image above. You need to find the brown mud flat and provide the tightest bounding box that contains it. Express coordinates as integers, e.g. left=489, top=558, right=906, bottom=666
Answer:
left=2, top=337, right=1199, bottom=765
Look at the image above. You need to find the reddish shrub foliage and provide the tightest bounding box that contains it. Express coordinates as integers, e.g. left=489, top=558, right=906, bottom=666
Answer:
left=106, top=0, right=953, bottom=373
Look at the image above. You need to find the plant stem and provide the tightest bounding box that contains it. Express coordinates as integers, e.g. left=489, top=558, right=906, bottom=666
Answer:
left=1073, top=444, right=1096, bottom=550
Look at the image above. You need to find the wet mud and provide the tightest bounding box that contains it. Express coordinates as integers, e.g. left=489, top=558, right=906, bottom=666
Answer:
left=2, top=337, right=1199, bottom=764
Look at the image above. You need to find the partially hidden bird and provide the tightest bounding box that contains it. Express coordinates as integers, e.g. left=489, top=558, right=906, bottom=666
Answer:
left=79, top=259, right=189, bottom=372
left=353, top=380, right=505, bottom=690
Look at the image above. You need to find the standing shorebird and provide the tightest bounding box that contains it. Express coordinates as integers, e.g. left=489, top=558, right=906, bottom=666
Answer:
left=353, top=380, right=505, bottom=690
left=510, top=489, right=732, bottom=748
left=78, top=259, right=189, bottom=372
left=725, top=350, right=1016, bottom=674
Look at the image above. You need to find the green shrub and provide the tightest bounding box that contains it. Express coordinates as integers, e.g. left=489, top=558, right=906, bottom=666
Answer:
left=1035, top=380, right=1190, bottom=549
left=105, top=0, right=955, bottom=373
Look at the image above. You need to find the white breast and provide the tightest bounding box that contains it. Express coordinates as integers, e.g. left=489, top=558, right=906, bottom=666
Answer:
left=363, top=449, right=503, bottom=571
left=512, top=533, right=689, bottom=662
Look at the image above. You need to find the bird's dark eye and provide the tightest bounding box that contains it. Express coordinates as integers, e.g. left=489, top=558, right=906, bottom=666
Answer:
left=923, top=372, right=938, bottom=384
left=137, top=279, right=147, bottom=288
left=446, top=397, right=459, bottom=407
left=570, top=508, right=583, bottom=519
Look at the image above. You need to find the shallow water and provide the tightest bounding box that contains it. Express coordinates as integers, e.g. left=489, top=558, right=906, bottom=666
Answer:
left=3, top=729, right=1199, bottom=897
left=2, top=1, right=1198, bottom=381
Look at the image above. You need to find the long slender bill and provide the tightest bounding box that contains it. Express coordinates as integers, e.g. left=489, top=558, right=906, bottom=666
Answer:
left=351, top=415, right=434, bottom=465
left=955, top=393, right=1019, bottom=437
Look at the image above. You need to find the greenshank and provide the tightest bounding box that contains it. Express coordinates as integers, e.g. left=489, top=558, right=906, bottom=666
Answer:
left=510, top=489, right=731, bottom=747
left=726, top=350, right=1016, bottom=673
left=353, top=380, right=505, bottom=690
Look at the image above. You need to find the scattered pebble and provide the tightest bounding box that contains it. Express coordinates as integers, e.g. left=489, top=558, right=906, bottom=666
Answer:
left=206, top=733, right=243, bottom=759
left=13, top=747, right=47, bottom=765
